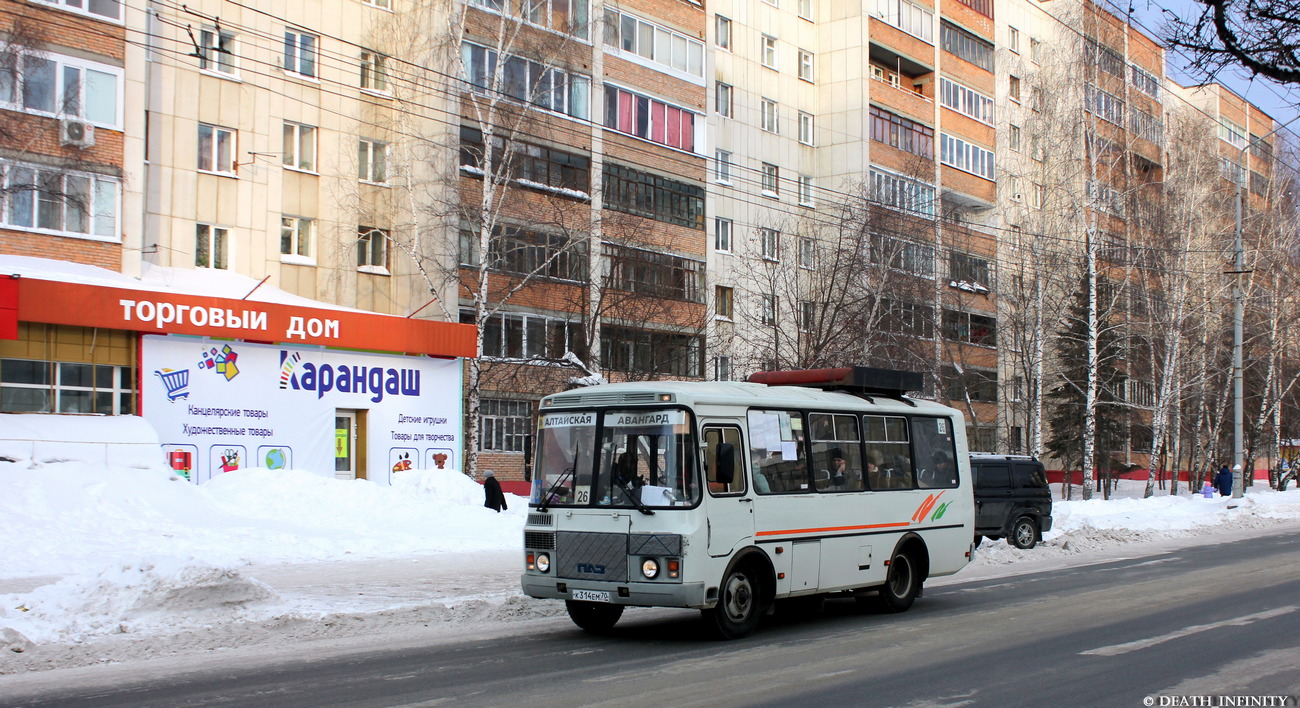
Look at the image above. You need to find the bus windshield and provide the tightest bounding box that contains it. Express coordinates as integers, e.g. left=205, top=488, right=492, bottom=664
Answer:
left=531, top=408, right=699, bottom=509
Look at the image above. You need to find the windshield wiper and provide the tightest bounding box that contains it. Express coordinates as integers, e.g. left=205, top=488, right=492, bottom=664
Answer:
left=617, top=480, right=656, bottom=516
left=537, top=466, right=574, bottom=513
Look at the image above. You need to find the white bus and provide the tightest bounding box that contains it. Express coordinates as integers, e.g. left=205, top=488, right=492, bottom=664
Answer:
left=520, top=367, right=974, bottom=638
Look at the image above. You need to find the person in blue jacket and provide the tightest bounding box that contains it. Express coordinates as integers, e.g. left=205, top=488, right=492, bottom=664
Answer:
left=1214, top=465, right=1234, bottom=497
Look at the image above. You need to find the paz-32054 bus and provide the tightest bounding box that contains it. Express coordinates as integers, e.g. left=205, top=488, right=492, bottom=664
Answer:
left=520, top=367, right=974, bottom=639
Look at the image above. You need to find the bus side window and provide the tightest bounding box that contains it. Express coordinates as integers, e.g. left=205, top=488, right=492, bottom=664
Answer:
left=913, top=417, right=959, bottom=489
left=704, top=426, right=746, bottom=496
left=864, top=414, right=913, bottom=490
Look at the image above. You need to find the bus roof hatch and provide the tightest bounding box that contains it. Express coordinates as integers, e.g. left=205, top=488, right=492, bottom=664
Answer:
left=747, top=366, right=922, bottom=398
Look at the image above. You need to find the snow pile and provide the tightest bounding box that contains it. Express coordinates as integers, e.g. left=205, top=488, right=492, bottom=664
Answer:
left=0, top=559, right=276, bottom=644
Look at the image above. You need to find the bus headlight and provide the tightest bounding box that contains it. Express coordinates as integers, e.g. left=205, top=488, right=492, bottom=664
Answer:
left=536, top=553, right=551, bottom=573
left=641, top=558, right=660, bottom=579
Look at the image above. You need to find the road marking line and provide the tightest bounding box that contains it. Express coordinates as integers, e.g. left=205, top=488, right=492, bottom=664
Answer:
left=1080, top=606, right=1298, bottom=657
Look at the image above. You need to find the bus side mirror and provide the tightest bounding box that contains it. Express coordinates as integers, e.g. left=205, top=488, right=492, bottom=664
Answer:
left=716, top=443, right=735, bottom=485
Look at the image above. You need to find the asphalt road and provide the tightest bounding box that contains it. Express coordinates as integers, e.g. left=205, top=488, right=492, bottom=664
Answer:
left=5, top=530, right=1300, bottom=708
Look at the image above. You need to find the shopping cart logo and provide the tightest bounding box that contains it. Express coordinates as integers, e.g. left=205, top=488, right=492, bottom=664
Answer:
left=155, top=368, right=190, bottom=401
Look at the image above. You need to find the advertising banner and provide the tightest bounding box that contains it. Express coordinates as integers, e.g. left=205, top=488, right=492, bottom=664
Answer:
left=141, top=335, right=463, bottom=484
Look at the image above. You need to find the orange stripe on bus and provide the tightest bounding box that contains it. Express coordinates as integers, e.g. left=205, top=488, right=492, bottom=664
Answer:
left=756, top=522, right=912, bottom=537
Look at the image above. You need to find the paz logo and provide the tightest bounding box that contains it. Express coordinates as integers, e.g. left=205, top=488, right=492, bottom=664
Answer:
left=198, top=344, right=240, bottom=381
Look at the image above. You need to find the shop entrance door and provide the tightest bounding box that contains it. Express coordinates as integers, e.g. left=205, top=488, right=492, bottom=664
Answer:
left=335, top=411, right=358, bottom=480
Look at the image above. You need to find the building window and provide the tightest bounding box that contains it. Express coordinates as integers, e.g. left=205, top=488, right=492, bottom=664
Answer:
left=364, top=0, right=391, bottom=8
left=949, top=251, right=992, bottom=289
left=462, top=43, right=591, bottom=119
left=716, top=286, right=734, bottom=319
left=1084, top=38, right=1125, bottom=78
left=604, top=163, right=704, bottom=229
left=0, top=53, right=121, bottom=127
left=871, top=168, right=935, bottom=216
left=714, top=355, right=732, bottom=381
left=357, top=226, right=390, bottom=270
left=872, top=234, right=935, bottom=277
left=799, top=0, right=814, bottom=19
left=0, top=359, right=133, bottom=415
left=360, top=50, right=389, bottom=92
left=940, top=78, right=994, bottom=124
left=32, top=0, right=123, bottom=21
left=604, top=85, right=699, bottom=152
left=761, top=294, right=778, bottom=325
left=716, top=81, right=733, bottom=117
left=473, top=0, right=589, bottom=38
left=715, top=150, right=732, bottom=182
left=606, top=9, right=705, bottom=78
left=798, top=175, right=814, bottom=206
left=1030, top=37, right=1042, bottom=62
left=1087, top=84, right=1124, bottom=124
left=716, top=15, right=732, bottom=50
left=460, top=126, right=590, bottom=194
left=1130, top=108, right=1164, bottom=144
left=1131, top=63, right=1160, bottom=98
left=879, top=297, right=935, bottom=337
left=359, top=139, right=388, bottom=183
left=1008, top=75, right=1021, bottom=101
left=199, top=28, right=236, bottom=75
left=873, top=0, right=934, bottom=43
left=480, top=399, right=532, bottom=453
left=715, top=217, right=733, bottom=251
left=280, top=216, right=314, bottom=259
left=761, top=35, right=777, bottom=68
left=761, top=163, right=779, bottom=196
left=195, top=224, right=229, bottom=269
left=799, top=236, right=815, bottom=267
left=955, top=0, right=993, bottom=17
left=940, top=134, right=995, bottom=180
left=1008, top=27, right=1019, bottom=52
left=0, top=161, right=119, bottom=240
left=944, top=366, right=998, bottom=402
left=799, top=301, right=817, bottom=332
left=602, top=326, right=702, bottom=378
left=761, top=98, right=779, bottom=133
left=606, top=243, right=704, bottom=303
left=941, top=21, right=994, bottom=72
left=459, top=224, right=588, bottom=282
left=1219, top=118, right=1247, bottom=148
left=282, top=122, right=316, bottom=172
left=1031, top=182, right=1045, bottom=208
left=759, top=227, right=780, bottom=260
left=1011, top=426, right=1023, bottom=453
left=284, top=29, right=318, bottom=78
left=798, top=50, right=814, bottom=81
left=197, top=124, right=236, bottom=175
left=1009, top=124, right=1021, bottom=151
left=798, top=111, right=814, bottom=145
left=471, top=310, right=585, bottom=361
left=943, top=309, right=997, bottom=346
left=869, top=105, right=934, bottom=158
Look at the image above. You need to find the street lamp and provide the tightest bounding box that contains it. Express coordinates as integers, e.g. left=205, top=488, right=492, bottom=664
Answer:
left=1231, top=113, right=1300, bottom=499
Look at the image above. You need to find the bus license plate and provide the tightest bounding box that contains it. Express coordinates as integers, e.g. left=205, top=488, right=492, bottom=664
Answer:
left=572, top=589, right=610, bottom=603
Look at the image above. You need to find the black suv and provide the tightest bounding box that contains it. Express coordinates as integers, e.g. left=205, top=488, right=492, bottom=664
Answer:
left=970, top=454, right=1053, bottom=549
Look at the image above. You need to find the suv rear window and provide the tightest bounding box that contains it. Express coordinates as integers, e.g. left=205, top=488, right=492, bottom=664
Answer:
left=1012, top=463, right=1047, bottom=489
left=974, top=464, right=1010, bottom=489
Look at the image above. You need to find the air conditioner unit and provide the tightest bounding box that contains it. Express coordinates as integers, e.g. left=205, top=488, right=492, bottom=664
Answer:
left=60, top=119, right=96, bottom=149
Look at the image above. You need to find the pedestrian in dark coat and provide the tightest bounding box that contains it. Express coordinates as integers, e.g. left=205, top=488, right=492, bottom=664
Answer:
left=484, top=470, right=507, bottom=512
left=1214, top=465, right=1233, bottom=497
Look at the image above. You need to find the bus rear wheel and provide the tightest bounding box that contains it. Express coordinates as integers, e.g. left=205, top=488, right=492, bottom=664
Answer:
left=704, top=562, right=764, bottom=639
left=565, top=600, right=624, bottom=633
left=873, top=551, right=919, bottom=613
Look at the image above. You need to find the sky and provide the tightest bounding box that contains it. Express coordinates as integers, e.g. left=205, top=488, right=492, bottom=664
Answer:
left=3, top=414, right=1300, bottom=661
left=1122, top=0, right=1300, bottom=129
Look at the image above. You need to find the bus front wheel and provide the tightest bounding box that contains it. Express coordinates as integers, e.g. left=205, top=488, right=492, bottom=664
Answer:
left=565, top=600, right=624, bottom=633
left=873, top=551, right=919, bottom=613
left=704, top=562, right=764, bottom=639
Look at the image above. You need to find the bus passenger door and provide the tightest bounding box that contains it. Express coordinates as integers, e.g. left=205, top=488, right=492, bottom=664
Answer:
left=703, top=425, right=754, bottom=556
